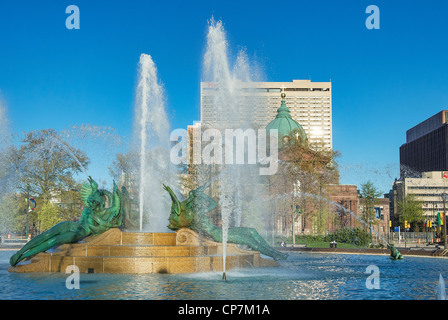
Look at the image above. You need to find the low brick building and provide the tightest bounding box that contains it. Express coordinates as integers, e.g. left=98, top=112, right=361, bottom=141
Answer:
left=327, top=184, right=359, bottom=230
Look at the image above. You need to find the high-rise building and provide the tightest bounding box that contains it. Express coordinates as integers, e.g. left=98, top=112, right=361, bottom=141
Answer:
left=391, top=171, right=448, bottom=223
left=400, top=110, right=448, bottom=177
left=200, top=79, right=332, bottom=150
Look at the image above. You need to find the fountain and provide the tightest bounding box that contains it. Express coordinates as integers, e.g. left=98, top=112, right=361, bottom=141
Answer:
left=437, top=273, right=447, bottom=300
left=135, top=53, right=176, bottom=232
left=2, top=13, right=448, bottom=302
left=3, top=15, right=409, bottom=289
left=7, top=169, right=281, bottom=273
left=7, top=16, right=404, bottom=277
left=7, top=30, right=282, bottom=273
left=201, top=17, right=271, bottom=280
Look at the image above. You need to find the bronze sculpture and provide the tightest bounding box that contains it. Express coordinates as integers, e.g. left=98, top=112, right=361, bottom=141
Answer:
left=163, top=183, right=288, bottom=261
left=10, top=177, right=125, bottom=266
left=9, top=174, right=404, bottom=269
left=388, top=244, right=404, bottom=260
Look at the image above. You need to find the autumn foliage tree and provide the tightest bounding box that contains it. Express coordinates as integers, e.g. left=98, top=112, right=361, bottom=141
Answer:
left=267, top=129, right=340, bottom=235
left=4, top=129, right=89, bottom=233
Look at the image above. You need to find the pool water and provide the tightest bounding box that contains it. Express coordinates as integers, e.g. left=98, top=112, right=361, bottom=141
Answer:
left=1, top=250, right=446, bottom=300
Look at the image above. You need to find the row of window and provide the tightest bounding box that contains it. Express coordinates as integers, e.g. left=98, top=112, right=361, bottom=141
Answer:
left=203, top=88, right=331, bottom=94
left=408, top=186, right=448, bottom=189
left=411, top=193, right=448, bottom=197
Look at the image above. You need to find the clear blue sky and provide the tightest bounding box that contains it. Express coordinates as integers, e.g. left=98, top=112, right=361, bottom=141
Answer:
left=0, top=0, right=447, bottom=193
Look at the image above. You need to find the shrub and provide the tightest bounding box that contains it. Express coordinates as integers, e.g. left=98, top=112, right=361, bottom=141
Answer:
left=282, top=227, right=371, bottom=247
left=323, top=227, right=370, bottom=246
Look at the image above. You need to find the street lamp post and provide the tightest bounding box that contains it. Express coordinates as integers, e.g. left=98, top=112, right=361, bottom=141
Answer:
left=292, top=181, right=300, bottom=246
left=404, top=212, right=407, bottom=249
left=25, top=184, right=31, bottom=239
left=368, top=196, right=373, bottom=244
left=441, top=192, right=448, bottom=248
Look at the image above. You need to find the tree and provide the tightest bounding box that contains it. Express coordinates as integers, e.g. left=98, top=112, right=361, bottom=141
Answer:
left=0, top=193, right=26, bottom=236
left=268, top=130, right=341, bottom=235
left=108, top=152, right=138, bottom=185
left=359, top=181, right=383, bottom=242
left=397, top=194, right=425, bottom=231
left=58, top=182, right=86, bottom=221
left=15, top=129, right=89, bottom=202
left=0, top=144, right=20, bottom=195
left=0, top=142, right=24, bottom=235
left=37, top=201, right=63, bottom=232
left=1, top=129, right=90, bottom=233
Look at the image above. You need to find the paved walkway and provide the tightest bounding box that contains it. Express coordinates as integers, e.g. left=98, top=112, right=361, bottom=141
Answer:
left=278, top=242, right=448, bottom=258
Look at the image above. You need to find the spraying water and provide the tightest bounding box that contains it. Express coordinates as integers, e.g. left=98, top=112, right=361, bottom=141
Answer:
left=135, top=53, right=176, bottom=232
left=0, top=102, right=13, bottom=235
left=437, top=273, right=447, bottom=300
left=47, top=133, right=90, bottom=179
left=270, top=158, right=394, bottom=247
left=0, top=102, right=9, bottom=141
left=201, top=18, right=266, bottom=279
left=306, top=192, right=391, bottom=246
left=0, top=102, right=13, bottom=191
left=268, top=188, right=392, bottom=247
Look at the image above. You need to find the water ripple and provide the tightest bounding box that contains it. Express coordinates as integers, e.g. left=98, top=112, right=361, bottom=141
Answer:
left=1, top=250, right=447, bottom=300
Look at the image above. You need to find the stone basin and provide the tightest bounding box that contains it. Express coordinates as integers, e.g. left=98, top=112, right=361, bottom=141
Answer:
left=8, top=228, right=278, bottom=274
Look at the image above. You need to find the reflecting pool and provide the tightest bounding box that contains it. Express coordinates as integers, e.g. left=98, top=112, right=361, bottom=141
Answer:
left=1, top=250, right=446, bottom=300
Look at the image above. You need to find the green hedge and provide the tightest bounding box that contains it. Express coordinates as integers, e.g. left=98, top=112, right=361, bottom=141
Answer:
left=289, top=227, right=371, bottom=247
left=323, top=227, right=371, bottom=246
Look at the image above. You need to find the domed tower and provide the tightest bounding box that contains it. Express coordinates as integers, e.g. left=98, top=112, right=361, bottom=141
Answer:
left=266, top=87, right=307, bottom=148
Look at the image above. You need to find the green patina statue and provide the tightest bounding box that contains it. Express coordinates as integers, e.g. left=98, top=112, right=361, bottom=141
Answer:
left=388, top=244, right=404, bottom=260
left=163, top=183, right=288, bottom=261
left=10, top=177, right=126, bottom=267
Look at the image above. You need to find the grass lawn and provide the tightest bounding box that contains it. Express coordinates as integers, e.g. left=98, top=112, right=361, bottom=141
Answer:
left=289, top=240, right=364, bottom=249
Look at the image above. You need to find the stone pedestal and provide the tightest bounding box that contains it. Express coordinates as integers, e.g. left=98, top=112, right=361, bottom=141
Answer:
left=8, top=228, right=278, bottom=274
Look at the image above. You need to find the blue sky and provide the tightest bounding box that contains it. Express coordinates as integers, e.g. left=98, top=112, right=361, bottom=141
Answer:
left=0, top=0, right=447, bottom=193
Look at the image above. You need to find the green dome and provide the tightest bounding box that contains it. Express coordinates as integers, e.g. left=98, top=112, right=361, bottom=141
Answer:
left=265, top=91, right=307, bottom=146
